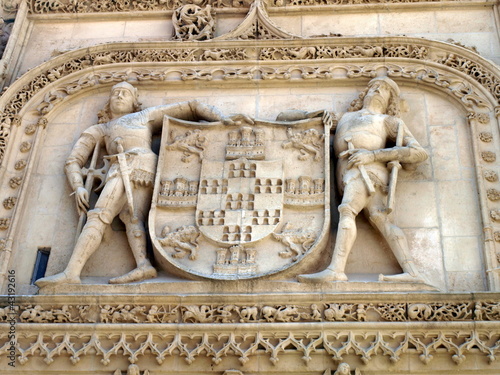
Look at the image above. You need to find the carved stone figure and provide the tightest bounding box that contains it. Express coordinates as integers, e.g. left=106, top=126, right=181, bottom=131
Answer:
left=299, top=77, right=428, bottom=283
left=36, top=82, right=252, bottom=288
left=332, top=363, right=361, bottom=375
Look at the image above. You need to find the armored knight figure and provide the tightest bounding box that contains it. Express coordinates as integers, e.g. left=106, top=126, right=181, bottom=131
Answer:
left=299, top=77, right=428, bottom=283
left=36, top=82, right=252, bottom=287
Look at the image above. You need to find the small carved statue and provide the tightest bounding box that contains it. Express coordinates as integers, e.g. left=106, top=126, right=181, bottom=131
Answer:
left=332, top=363, right=361, bottom=375
left=299, top=77, right=428, bottom=283
left=36, top=82, right=252, bottom=288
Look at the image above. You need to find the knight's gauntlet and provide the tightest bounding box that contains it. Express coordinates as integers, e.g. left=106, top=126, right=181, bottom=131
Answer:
left=65, top=162, right=84, bottom=192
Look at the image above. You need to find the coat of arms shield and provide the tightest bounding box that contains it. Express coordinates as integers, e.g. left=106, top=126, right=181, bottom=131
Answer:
left=149, top=115, right=330, bottom=280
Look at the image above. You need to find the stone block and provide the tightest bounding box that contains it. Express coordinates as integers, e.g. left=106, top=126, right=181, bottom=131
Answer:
left=447, top=270, right=486, bottom=291
left=430, top=125, right=461, bottom=181
left=435, top=9, right=494, bottom=33
left=401, top=93, right=428, bottom=147
left=395, top=181, right=438, bottom=228
left=124, top=19, right=172, bottom=38
left=302, top=13, right=378, bottom=37
left=36, top=145, right=71, bottom=176
left=426, top=94, right=461, bottom=126
left=379, top=11, right=436, bottom=34
left=443, top=236, right=482, bottom=272
left=72, top=21, right=126, bottom=39
left=404, top=227, right=445, bottom=290
left=437, top=180, right=481, bottom=237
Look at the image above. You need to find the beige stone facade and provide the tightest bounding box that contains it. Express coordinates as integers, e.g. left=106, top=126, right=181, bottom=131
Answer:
left=0, top=0, right=500, bottom=373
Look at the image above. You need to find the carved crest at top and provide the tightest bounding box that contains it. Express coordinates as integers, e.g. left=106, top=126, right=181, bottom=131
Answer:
left=215, top=0, right=300, bottom=40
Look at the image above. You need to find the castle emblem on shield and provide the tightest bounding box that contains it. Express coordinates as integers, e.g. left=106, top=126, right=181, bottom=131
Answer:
left=149, top=116, right=330, bottom=280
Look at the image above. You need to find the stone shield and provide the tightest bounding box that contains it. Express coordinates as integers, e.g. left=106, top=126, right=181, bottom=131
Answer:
left=149, top=116, right=331, bottom=280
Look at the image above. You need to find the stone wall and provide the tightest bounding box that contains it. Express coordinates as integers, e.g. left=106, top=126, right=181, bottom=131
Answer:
left=0, top=0, right=499, bottom=374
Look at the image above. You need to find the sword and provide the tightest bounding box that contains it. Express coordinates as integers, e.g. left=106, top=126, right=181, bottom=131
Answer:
left=344, top=136, right=375, bottom=196
left=114, top=138, right=138, bottom=224
left=75, top=141, right=102, bottom=241
left=386, top=121, right=404, bottom=214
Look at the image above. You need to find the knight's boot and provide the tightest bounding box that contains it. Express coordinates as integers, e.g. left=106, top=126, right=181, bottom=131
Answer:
left=299, top=203, right=356, bottom=283
left=36, top=215, right=106, bottom=288
left=109, top=261, right=157, bottom=284
left=298, top=267, right=348, bottom=283
left=109, top=220, right=157, bottom=284
left=379, top=260, right=426, bottom=283
left=35, top=270, right=81, bottom=288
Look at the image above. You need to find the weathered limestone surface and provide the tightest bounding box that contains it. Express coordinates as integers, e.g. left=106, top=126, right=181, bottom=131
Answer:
left=0, top=0, right=499, bottom=373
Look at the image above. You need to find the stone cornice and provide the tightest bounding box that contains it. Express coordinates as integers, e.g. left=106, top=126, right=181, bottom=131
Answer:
left=25, top=0, right=496, bottom=16
left=2, top=322, right=500, bottom=369
left=2, top=292, right=500, bottom=324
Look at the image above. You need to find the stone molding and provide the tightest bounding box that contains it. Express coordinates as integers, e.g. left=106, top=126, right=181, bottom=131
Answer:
left=5, top=293, right=500, bottom=324
left=1, top=322, right=500, bottom=370
left=26, top=0, right=496, bottom=15
left=1, top=293, right=499, bottom=371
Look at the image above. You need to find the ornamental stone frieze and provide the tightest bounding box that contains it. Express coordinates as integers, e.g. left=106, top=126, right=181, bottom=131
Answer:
left=0, top=0, right=500, bottom=374
left=26, top=0, right=496, bottom=14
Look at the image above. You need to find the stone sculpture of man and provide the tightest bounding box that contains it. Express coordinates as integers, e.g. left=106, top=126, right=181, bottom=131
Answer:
left=299, top=77, right=428, bottom=283
left=333, top=363, right=351, bottom=375
left=36, top=82, right=252, bottom=287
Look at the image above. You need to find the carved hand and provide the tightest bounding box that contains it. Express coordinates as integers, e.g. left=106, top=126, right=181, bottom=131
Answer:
left=341, top=149, right=375, bottom=169
left=223, top=114, right=255, bottom=126
left=75, top=186, right=90, bottom=215
left=322, top=111, right=338, bottom=130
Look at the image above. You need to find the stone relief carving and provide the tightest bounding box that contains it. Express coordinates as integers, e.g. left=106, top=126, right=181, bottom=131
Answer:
left=0, top=37, right=495, bottom=167
left=273, top=222, right=316, bottom=261
left=282, top=127, right=324, bottom=161
left=35, top=82, right=252, bottom=288
left=26, top=0, right=479, bottom=14
left=0, top=217, right=10, bottom=229
left=2, top=196, right=16, bottom=209
left=328, top=363, right=361, bottom=375
left=150, top=115, right=329, bottom=280
left=165, top=129, right=207, bottom=162
left=172, top=4, right=215, bottom=41
left=0, top=17, right=13, bottom=59
left=9, top=327, right=500, bottom=367
left=482, top=151, right=496, bottom=162
left=10, top=299, right=496, bottom=324
left=114, top=364, right=150, bottom=375
left=8, top=176, right=21, bottom=188
left=299, top=77, right=429, bottom=284
left=480, top=131, right=493, bottom=142
left=158, top=225, right=200, bottom=260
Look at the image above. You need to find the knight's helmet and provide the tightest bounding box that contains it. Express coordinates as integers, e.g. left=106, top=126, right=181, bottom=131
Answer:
left=111, top=81, right=139, bottom=100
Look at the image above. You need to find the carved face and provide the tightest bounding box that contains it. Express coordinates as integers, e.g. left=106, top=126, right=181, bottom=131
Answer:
left=336, top=363, right=350, bottom=375
left=364, top=80, right=391, bottom=112
left=109, top=87, right=136, bottom=117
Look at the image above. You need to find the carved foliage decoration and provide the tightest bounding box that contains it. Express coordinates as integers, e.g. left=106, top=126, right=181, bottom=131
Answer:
left=0, top=36, right=497, bottom=166
left=172, top=4, right=215, bottom=41
left=26, top=0, right=481, bottom=14
left=7, top=300, right=500, bottom=324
